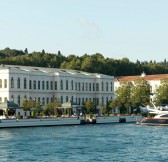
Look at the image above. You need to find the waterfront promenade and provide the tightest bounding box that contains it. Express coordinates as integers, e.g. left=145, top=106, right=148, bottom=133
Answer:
left=0, top=115, right=139, bottom=128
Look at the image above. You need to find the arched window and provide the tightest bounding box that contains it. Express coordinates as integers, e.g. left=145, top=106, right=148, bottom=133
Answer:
left=96, top=83, right=99, bottom=91
left=93, top=83, right=95, bottom=91
left=11, top=77, right=14, bottom=88
left=106, top=82, right=108, bottom=91
left=60, top=80, right=63, bottom=90
left=86, top=83, right=88, bottom=91
left=50, top=81, right=53, bottom=90
left=102, top=97, right=104, bottom=104
left=71, top=96, right=73, bottom=102
left=46, top=81, right=49, bottom=90
left=71, top=80, right=73, bottom=90
left=55, top=81, right=57, bottom=90
left=11, top=95, right=14, bottom=102
left=29, top=80, right=32, bottom=89
left=102, top=82, right=104, bottom=91
left=89, top=83, right=91, bottom=91
left=66, top=96, right=68, bottom=102
left=78, top=83, right=80, bottom=91
left=24, top=78, right=27, bottom=89
left=66, top=80, right=68, bottom=90
left=106, top=97, right=108, bottom=103
left=33, top=80, right=36, bottom=89
left=82, top=83, right=84, bottom=91
left=17, top=78, right=20, bottom=89
left=42, top=81, right=45, bottom=90
left=42, top=97, right=45, bottom=106
left=75, top=82, right=77, bottom=90
left=110, top=82, right=113, bottom=91
left=38, top=81, right=41, bottom=90
left=61, top=96, right=63, bottom=103
left=47, top=97, right=49, bottom=104
left=18, top=95, right=20, bottom=105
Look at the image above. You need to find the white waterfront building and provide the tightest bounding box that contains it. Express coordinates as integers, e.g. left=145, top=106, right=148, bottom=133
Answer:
left=0, top=64, right=114, bottom=115
left=114, top=72, right=168, bottom=101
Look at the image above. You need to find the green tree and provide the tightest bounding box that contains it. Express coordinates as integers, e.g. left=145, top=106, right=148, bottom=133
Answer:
left=156, top=78, right=168, bottom=104
left=1, top=47, right=168, bottom=76
left=22, top=99, right=42, bottom=116
left=44, top=99, right=61, bottom=116
left=22, top=99, right=34, bottom=111
left=131, top=78, right=151, bottom=111
left=108, top=100, right=118, bottom=114
left=33, top=102, right=43, bottom=116
left=81, top=56, right=93, bottom=72
left=42, top=49, right=45, bottom=55
left=84, top=100, right=95, bottom=114
left=52, top=99, right=60, bottom=116
left=44, top=102, right=53, bottom=116
left=105, top=100, right=113, bottom=115
left=99, top=103, right=106, bottom=115
left=24, top=48, right=28, bottom=54
left=113, top=81, right=133, bottom=113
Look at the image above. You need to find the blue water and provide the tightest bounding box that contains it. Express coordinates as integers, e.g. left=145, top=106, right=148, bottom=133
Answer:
left=0, top=123, right=168, bottom=162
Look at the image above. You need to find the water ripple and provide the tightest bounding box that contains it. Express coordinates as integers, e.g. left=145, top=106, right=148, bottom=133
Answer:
left=1, top=124, right=168, bottom=161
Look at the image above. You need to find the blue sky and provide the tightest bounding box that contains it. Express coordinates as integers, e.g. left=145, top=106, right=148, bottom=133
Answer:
left=0, top=0, right=168, bottom=62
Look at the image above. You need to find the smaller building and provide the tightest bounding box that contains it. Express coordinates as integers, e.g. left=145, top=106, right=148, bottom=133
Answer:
left=114, top=72, right=168, bottom=101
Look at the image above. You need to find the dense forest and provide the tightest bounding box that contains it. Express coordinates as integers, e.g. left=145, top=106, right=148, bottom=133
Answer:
left=0, top=47, right=168, bottom=76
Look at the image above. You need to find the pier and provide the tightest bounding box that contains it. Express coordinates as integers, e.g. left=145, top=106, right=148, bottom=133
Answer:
left=0, top=115, right=140, bottom=128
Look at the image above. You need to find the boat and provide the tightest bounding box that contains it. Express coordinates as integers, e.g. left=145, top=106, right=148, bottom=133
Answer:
left=137, top=104, right=168, bottom=126
left=137, top=113, right=168, bottom=126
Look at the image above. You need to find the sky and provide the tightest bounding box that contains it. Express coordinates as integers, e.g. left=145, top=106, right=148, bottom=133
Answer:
left=0, top=0, right=168, bottom=62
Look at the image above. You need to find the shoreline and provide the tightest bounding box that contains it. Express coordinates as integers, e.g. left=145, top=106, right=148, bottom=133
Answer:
left=0, top=115, right=140, bottom=128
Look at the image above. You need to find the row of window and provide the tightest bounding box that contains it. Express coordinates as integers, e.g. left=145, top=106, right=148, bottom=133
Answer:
left=0, top=96, right=112, bottom=106
left=0, top=78, right=113, bottom=92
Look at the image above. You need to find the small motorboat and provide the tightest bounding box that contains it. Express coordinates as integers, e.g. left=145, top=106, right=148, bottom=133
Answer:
left=137, top=102, right=168, bottom=126
left=137, top=113, right=168, bottom=126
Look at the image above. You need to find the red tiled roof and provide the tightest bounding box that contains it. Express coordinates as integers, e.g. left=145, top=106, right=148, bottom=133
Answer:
left=115, top=74, right=168, bottom=82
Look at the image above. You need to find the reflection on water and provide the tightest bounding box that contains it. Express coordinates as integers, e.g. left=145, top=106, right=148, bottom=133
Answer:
left=0, top=124, right=168, bottom=161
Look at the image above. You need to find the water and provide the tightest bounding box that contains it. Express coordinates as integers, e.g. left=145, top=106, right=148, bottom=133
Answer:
left=0, top=123, right=168, bottom=162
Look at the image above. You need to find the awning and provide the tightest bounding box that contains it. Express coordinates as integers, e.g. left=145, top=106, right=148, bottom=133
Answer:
left=61, top=101, right=82, bottom=109
left=0, top=101, right=20, bottom=110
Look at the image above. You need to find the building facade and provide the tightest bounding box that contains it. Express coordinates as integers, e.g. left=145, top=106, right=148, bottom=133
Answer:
left=114, top=72, right=168, bottom=101
left=0, top=64, right=114, bottom=113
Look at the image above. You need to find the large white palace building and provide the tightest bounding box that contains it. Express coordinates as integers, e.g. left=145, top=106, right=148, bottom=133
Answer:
left=0, top=64, right=114, bottom=111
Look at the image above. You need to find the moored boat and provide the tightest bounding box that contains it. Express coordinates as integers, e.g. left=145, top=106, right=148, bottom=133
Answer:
left=137, top=104, right=168, bottom=126
left=137, top=113, right=168, bottom=126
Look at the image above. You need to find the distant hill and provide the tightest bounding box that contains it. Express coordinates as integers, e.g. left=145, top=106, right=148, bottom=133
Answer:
left=0, top=47, right=168, bottom=76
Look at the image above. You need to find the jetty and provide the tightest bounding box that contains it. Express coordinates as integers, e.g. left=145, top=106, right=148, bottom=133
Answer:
left=0, top=115, right=139, bottom=128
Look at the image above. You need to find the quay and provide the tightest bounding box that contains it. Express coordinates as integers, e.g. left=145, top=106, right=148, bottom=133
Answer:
left=0, top=115, right=140, bottom=128
left=81, top=115, right=139, bottom=125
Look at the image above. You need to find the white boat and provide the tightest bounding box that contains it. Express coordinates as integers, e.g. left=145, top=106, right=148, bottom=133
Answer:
left=137, top=104, right=168, bottom=126
left=137, top=113, right=168, bottom=126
